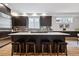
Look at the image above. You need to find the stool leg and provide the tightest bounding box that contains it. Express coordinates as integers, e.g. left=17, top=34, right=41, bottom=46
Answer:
left=15, top=44, right=18, bottom=55
left=22, top=43, right=24, bottom=55
left=57, top=44, right=59, bottom=56
left=34, top=44, right=36, bottom=55
left=14, top=44, right=18, bottom=55
left=42, top=44, right=44, bottom=56
left=11, top=44, right=13, bottom=56
left=21, top=43, right=24, bottom=55
left=42, top=44, right=44, bottom=53
left=60, top=45, right=63, bottom=54
left=65, top=45, right=68, bottom=56
left=50, top=44, right=52, bottom=53
left=55, top=43, right=57, bottom=55
left=26, top=44, right=28, bottom=55
left=34, top=44, right=36, bottom=53
left=49, top=44, right=52, bottom=55
left=19, top=44, right=21, bottom=56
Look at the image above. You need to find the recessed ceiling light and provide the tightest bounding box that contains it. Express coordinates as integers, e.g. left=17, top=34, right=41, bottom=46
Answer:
left=32, top=13, right=37, bottom=16
left=0, top=4, right=3, bottom=7
left=11, top=11, right=19, bottom=16
left=22, top=13, right=28, bottom=16
left=42, top=13, right=47, bottom=16
left=4, top=3, right=8, bottom=6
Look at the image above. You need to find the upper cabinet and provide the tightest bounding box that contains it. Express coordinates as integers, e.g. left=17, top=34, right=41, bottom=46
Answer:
left=40, top=16, right=52, bottom=26
left=12, top=16, right=28, bottom=26
left=11, top=16, right=52, bottom=27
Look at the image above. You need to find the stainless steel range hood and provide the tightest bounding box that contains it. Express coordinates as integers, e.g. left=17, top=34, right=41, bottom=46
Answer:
left=0, top=3, right=11, bottom=15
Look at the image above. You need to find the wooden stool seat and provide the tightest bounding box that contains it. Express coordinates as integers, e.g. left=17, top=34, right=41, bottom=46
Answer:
left=26, top=39, right=36, bottom=55
left=57, top=42, right=68, bottom=56
left=53, top=39, right=64, bottom=55
left=41, top=39, right=52, bottom=54
left=11, top=42, right=21, bottom=56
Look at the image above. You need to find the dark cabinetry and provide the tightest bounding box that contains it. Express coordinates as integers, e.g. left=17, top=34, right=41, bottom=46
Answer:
left=40, top=16, right=52, bottom=26
left=12, top=16, right=28, bottom=26
left=12, top=16, right=52, bottom=27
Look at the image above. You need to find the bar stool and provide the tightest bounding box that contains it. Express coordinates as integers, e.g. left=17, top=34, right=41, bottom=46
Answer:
left=11, top=42, right=21, bottom=56
left=57, top=42, right=68, bottom=56
left=26, top=38, right=36, bottom=55
left=11, top=38, right=26, bottom=56
left=53, top=39, right=63, bottom=55
left=41, top=39, right=52, bottom=55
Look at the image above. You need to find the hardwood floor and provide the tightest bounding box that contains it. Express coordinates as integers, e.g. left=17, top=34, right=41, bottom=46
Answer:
left=0, top=37, right=11, bottom=48
left=0, top=43, right=11, bottom=56
left=0, top=37, right=79, bottom=56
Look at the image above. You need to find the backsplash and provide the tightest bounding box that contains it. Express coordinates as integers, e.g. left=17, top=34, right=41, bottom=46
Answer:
left=13, top=26, right=28, bottom=32
left=13, top=26, right=52, bottom=32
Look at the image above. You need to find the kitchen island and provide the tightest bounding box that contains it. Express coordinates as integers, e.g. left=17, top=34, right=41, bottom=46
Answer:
left=9, top=32, right=69, bottom=55
left=9, top=32, right=69, bottom=44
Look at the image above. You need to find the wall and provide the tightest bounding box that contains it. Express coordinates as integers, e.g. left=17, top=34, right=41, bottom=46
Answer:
left=51, top=15, right=79, bottom=31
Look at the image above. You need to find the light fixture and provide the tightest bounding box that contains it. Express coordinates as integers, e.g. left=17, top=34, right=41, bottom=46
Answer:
left=22, top=13, right=28, bottom=16
left=42, top=13, right=47, bottom=16
left=4, top=3, right=8, bottom=6
left=11, top=11, right=19, bottom=16
left=0, top=4, right=3, bottom=7
left=32, top=13, right=37, bottom=16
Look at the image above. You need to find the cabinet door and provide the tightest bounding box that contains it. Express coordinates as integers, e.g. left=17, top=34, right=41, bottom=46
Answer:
left=40, top=16, right=52, bottom=26
left=12, top=16, right=28, bottom=26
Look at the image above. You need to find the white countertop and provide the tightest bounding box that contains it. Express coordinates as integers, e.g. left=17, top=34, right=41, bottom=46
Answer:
left=8, top=32, right=70, bottom=36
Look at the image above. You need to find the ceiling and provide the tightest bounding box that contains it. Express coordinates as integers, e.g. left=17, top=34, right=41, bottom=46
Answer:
left=7, top=3, right=79, bottom=16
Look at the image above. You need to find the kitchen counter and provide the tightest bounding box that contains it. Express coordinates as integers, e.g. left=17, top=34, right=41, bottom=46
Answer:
left=8, top=32, right=69, bottom=36
left=53, top=31, right=79, bottom=37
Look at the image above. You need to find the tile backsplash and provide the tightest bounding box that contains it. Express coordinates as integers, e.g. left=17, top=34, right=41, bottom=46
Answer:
left=13, top=26, right=52, bottom=32
left=13, top=26, right=28, bottom=32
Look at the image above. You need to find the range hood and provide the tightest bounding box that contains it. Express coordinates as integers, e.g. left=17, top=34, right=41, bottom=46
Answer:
left=0, top=3, right=11, bottom=15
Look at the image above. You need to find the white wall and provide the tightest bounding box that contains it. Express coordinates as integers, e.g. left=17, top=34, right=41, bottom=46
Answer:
left=51, top=15, right=79, bottom=31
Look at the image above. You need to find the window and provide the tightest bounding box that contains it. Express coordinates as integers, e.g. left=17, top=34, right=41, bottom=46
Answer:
left=28, top=16, right=40, bottom=29
left=0, top=13, right=12, bottom=29
left=56, top=17, right=73, bottom=23
left=0, top=17, right=12, bottom=28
